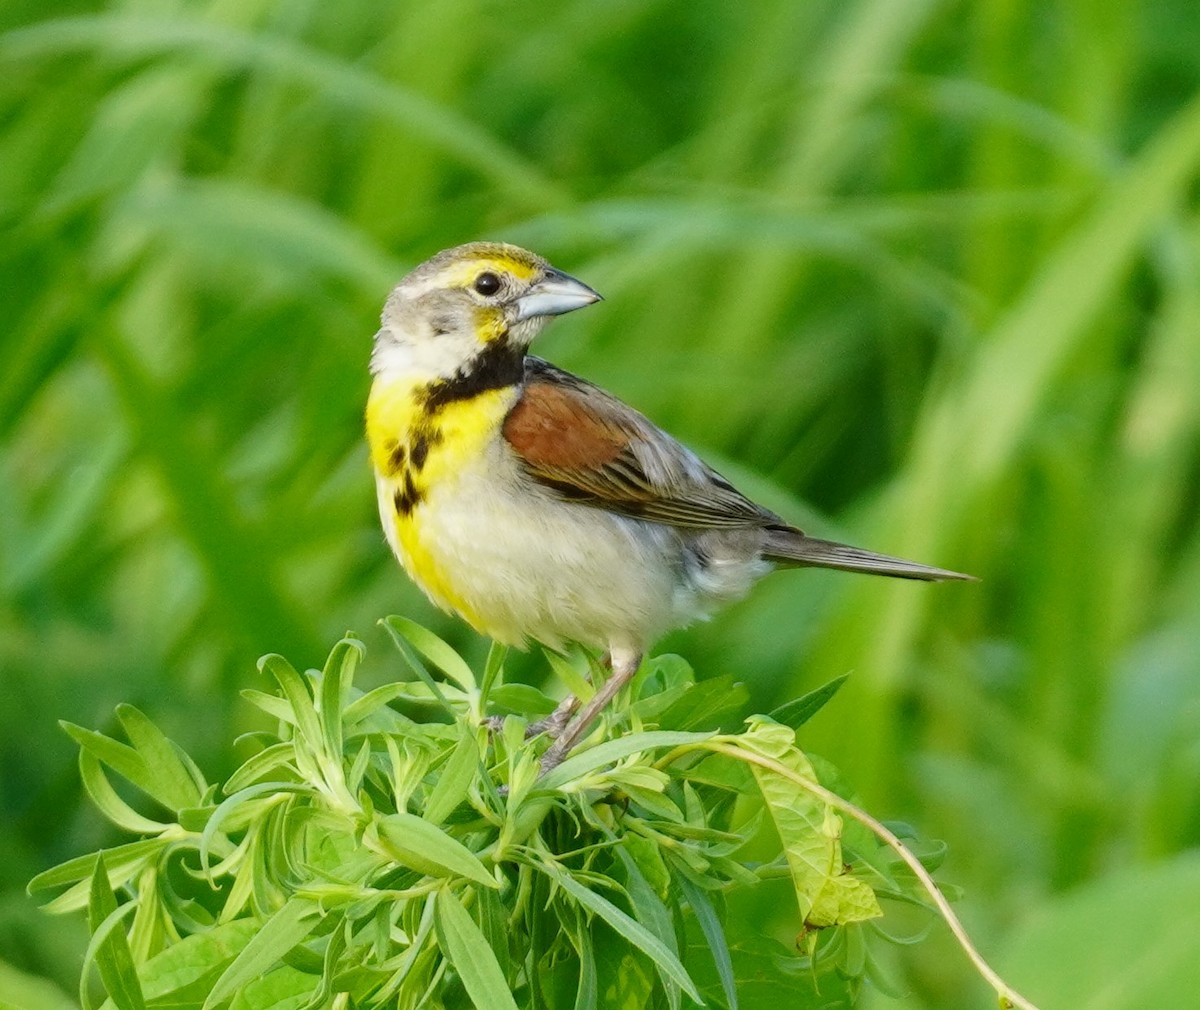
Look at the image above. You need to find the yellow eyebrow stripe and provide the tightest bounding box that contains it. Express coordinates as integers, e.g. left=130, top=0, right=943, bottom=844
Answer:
left=442, top=255, right=539, bottom=287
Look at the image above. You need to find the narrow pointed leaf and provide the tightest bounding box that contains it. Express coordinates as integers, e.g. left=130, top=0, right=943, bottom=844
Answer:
left=538, top=732, right=713, bottom=791
left=678, top=874, right=737, bottom=1010
left=86, top=855, right=145, bottom=1010
left=29, top=839, right=165, bottom=895
left=423, top=727, right=479, bottom=826
left=201, top=899, right=321, bottom=1010
left=318, top=636, right=364, bottom=758
left=59, top=723, right=153, bottom=799
left=768, top=675, right=849, bottom=730
left=258, top=655, right=322, bottom=752
left=383, top=615, right=476, bottom=693
left=375, top=813, right=498, bottom=889
left=434, top=888, right=521, bottom=1010
left=116, top=704, right=203, bottom=809
left=79, top=751, right=170, bottom=834
left=530, top=858, right=702, bottom=1004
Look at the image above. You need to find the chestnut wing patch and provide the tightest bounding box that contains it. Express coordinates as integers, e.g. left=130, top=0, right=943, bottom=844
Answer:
left=502, top=363, right=777, bottom=530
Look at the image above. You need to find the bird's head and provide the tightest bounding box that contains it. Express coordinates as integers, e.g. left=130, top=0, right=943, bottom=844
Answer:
left=372, top=242, right=601, bottom=379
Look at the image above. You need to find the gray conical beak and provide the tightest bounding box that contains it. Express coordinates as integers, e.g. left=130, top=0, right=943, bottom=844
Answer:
left=514, top=269, right=602, bottom=321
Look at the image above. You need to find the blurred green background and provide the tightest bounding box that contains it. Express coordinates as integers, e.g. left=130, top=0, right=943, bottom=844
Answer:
left=3, top=0, right=1200, bottom=1007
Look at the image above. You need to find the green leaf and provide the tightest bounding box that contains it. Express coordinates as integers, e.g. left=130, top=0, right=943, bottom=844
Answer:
left=240, top=690, right=296, bottom=726
left=379, top=619, right=451, bottom=711
left=84, top=855, right=145, bottom=1010
left=423, top=727, right=479, bottom=826
left=224, top=743, right=298, bottom=794
left=29, top=839, right=165, bottom=895
left=228, top=965, right=319, bottom=1010
left=342, top=683, right=407, bottom=727
left=434, top=888, right=521, bottom=1010
left=530, top=857, right=702, bottom=1004
left=116, top=704, right=204, bottom=810
left=382, top=615, right=476, bottom=693
left=738, top=719, right=881, bottom=928
left=542, top=649, right=594, bottom=701
left=479, top=642, right=508, bottom=708
left=767, top=675, right=849, bottom=730
left=59, top=723, right=155, bottom=804
left=372, top=892, right=437, bottom=1004
left=537, top=731, right=713, bottom=791
left=318, top=636, right=364, bottom=759
left=78, top=751, right=169, bottom=834
left=567, top=908, right=598, bottom=1010
left=136, top=921, right=259, bottom=1000
left=373, top=813, right=498, bottom=889
left=202, top=899, right=321, bottom=1010
left=611, top=843, right=682, bottom=1010
left=258, top=655, right=322, bottom=754
left=199, top=782, right=305, bottom=875
left=488, top=683, right=558, bottom=717
left=677, top=874, right=737, bottom=1010
left=647, top=675, right=749, bottom=731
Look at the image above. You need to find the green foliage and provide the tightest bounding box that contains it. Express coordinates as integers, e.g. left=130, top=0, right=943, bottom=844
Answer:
left=31, top=628, right=951, bottom=1010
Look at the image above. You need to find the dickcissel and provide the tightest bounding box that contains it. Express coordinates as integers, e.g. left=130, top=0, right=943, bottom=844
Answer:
left=366, top=242, right=972, bottom=766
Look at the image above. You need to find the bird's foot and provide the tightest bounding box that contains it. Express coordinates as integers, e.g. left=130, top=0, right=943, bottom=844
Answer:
left=482, top=694, right=580, bottom=738
left=538, top=648, right=641, bottom=775
left=525, top=696, right=579, bottom=738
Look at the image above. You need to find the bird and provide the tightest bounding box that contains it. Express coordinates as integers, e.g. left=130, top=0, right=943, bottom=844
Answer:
left=365, top=242, right=973, bottom=768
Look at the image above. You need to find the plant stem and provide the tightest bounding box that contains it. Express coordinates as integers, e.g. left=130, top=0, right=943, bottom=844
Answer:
left=701, top=743, right=1043, bottom=1010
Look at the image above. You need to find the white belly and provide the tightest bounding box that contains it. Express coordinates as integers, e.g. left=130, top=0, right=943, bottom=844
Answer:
left=377, top=440, right=771, bottom=653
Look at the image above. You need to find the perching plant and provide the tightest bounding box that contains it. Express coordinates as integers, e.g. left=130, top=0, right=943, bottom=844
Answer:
left=30, top=617, right=1038, bottom=1010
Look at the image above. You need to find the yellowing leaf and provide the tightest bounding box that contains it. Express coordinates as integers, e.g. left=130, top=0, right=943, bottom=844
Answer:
left=740, top=717, right=882, bottom=928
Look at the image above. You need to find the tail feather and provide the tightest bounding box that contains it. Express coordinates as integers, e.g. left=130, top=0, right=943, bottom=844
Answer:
left=763, top=529, right=976, bottom=582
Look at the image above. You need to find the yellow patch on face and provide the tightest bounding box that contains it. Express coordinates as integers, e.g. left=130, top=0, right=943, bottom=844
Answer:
left=471, top=305, right=509, bottom=343
left=366, top=375, right=519, bottom=627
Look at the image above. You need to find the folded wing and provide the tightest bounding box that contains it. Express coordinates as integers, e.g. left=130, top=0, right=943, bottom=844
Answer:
left=502, top=358, right=779, bottom=530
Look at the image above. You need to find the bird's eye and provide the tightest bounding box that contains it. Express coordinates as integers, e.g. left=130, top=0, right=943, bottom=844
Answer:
left=473, top=272, right=501, bottom=296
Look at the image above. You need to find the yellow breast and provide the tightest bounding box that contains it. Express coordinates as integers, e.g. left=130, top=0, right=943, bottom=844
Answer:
left=366, top=375, right=518, bottom=626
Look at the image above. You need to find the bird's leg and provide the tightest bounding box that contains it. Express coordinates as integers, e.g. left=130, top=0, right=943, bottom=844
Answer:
left=524, top=650, right=609, bottom=739
left=527, top=694, right=580, bottom=738
left=539, top=647, right=641, bottom=773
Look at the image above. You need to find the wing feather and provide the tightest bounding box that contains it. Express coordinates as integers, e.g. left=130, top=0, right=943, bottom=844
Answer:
left=502, top=358, right=780, bottom=530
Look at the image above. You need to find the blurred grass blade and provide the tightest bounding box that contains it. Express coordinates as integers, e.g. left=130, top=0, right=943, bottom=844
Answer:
left=0, top=15, right=564, bottom=207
